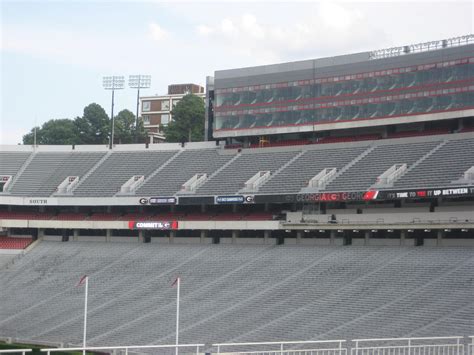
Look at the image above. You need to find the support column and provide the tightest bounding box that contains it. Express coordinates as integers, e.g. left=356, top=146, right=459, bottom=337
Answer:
left=330, top=230, right=336, bottom=246
left=200, top=230, right=208, bottom=244
left=437, top=230, right=444, bottom=246
left=264, top=230, right=271, bottom=244
left=264, top=203, right=269, bottom=212
left=170, top=230, right=176, bottom=244
left=231, top=230, right=239, bottom=244
left=296, top=231, right=303, bottom=245
left=201, top=204, right=206, bottom=213
left=232, top=205, right=237, bottom=213
left=106, top=229, right=112, bottom=242
left=73, top=229, right=79, bottom=241
left=138, top=230, right=144, bottom=243
left=364, top=230, right=371, bottom=246
left=400, top=230, right=406, bottom=246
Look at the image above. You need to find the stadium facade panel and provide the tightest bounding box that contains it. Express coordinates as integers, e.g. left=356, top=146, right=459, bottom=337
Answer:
left=209, top=42, right=474, bottom=138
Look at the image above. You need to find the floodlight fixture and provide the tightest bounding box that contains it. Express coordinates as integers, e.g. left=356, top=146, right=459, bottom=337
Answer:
left=129, top=75, right=151, bottom=89
left=103, top=76, right=125, bottom=90
left=103, top=76, right=125, bottom=149
left=129, top=75, right=151, bottom=142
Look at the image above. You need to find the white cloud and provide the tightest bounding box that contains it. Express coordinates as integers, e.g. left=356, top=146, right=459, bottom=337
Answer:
left=194, top=3, right=378, bottom=63
left=196, top=24, right=213, bottom=36
left=220, top=18, right=238, bottom=37
left=149, top=23, right=168, bottom=41
left=319, top=2, right=362, bottom=30
left=241, top=14, right=265, bottom=40
left=2, top=1, right=472, bottom=145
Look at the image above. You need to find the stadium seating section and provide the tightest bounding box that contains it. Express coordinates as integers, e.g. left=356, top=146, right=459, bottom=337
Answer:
left=0, top=242, right=472, bottom=346
left=1, top=132, right=473, bottom=197
left=0, top=236, right=33, bottom=249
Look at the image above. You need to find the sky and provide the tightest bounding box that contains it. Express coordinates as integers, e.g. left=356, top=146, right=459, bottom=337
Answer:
left=1, top=0, right=473, bottom=145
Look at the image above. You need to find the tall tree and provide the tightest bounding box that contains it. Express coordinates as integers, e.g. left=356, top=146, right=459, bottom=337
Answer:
left=23, top=119, right=78, bottom=145
left=75, top=103, right=110, bottom=144
left=21, top=103, right=149, bottom=146
left=114, top=109, right=147, bottom=144
left=163, top=94, right=205, bottom=143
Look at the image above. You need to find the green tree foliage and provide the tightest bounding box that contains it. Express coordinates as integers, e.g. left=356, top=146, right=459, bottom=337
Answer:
left=23, top=119, right=78, bottom=145
left=22, top=103, right=147, bottom=145
left=114, top=109, right=147, bottom=144
left=75, top=103, right=110, bottom=144
left=163, top=94, right=205, bottom=143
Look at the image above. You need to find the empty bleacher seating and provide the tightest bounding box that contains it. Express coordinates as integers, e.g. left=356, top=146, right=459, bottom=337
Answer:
left=8, top=152, right=106, bottom=196
left=73, top=150, right=178, bottom=197
left=137, top=149, right=233, bottom=196
left=394, top=137, right=474, bottom=189
left=259, top=144, right=370, bottom=194
left=0, top=152, right=31, bottom=176
left=0, top=132, right=473, bottom=197
left=196, top=150, right=299, bottom=196
left=323, top=139, right=442, bottom=192
left=0, top=242, right=472, bottom=346
left=0, top=236, right=33, bottom=249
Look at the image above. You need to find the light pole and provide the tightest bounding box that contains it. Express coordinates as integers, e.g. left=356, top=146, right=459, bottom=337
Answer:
left=129, top=75, right=151, bottom=142
left=103, top=76, right=125, bottom=149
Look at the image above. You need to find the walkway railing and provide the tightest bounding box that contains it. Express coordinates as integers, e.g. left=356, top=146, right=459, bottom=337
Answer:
left=351, top=336, right=464, bottom=355
left=212, top=340, right=347, bottom=355
left=0, top=351, right=32, bottom=355
left=468, top=337, right=473, bottom=355
left=40, top=343, right=204, bottom=355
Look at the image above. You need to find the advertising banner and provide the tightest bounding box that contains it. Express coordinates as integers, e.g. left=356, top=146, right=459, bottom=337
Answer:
left=128, top=220, right=179, bottom=230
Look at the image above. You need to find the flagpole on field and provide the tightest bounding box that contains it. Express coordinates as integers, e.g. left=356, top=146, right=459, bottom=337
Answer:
left=82, top=276, right=88, bottom=355
left=175, top=277, right=180, bottom=355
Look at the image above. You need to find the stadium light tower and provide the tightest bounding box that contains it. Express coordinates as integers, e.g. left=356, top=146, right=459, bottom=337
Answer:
left=129, top=75, right=151, bottom=142
left=103, top=76, right=125, bottom=149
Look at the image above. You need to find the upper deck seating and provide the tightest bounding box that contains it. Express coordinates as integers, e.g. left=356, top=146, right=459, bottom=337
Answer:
left=73, top=150, right=177, bottom=197
left=393, top=137, right=474, bottom=189
left=259, top=144, right=370, bottom=194
left=8, top=152, right=105, bottom=196
left=196, top=150, right=299, bottom=196
left=137, top=149, right=233, bottom=196
left=323, top=140, right=442, bottom=192
left=0, top=152, right=31, bottom=176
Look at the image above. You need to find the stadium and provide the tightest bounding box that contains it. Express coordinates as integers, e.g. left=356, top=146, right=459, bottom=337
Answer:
left=0, top=35, right=473, bottom=355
